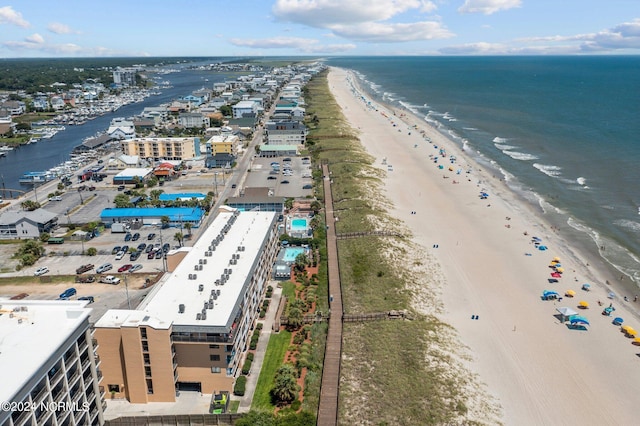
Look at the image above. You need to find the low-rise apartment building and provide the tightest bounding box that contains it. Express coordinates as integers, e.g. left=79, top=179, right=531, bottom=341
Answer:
left=121, top=137, right=201, bottom=161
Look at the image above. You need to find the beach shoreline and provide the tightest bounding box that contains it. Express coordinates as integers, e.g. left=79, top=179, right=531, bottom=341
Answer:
left=327, top=66, right=640, bottom=424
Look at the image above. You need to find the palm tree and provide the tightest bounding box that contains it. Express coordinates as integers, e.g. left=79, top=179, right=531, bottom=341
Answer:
left=174, top=232, right=183, bottom=247
left=184, top=222, right=192, bottom=237
left=271, top=364, right=299, bottom=405
left=160, top=215, right=170, bottom=229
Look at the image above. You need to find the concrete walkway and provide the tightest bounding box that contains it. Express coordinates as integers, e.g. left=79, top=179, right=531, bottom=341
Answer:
left=235, top=282, right=283, bottom=413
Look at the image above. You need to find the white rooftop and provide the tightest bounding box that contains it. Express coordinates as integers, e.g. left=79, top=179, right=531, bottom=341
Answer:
left=94, top=309, right=171, bottom=330
left=98, top=209, right=275, bottom=332
left=0, top=300, right=92, bottom=403
left=115, top=167, right=153, bottom=178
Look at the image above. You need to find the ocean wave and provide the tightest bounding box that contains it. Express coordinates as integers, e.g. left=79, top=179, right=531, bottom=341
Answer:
left=399, top=101, right=422, bottom=116
left=442, top=112, right=457, bottom=122
left=613, top=219, right=640, bottom=233
left=577, top=177, right=587, bottom=186
left=503, top=151, right=539, bottom=161
left=493, top=136, right=509, bottom=144
left=463, top=127, right=478, bottom=131
left=533, top=163, right=562, bottom=178
left=494, top=143, right=519, bottom=150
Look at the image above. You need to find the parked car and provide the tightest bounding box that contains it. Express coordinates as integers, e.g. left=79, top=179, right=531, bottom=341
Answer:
left=75, top=275, right=96, bottom=284
left=281, top=180, right=290, bottom=184
left=34, top=267, right=49, bottom=276
left=117, top=185, right=125, bottom=191
left=10, top=293, right=29, bottom=300
left=96, top=263, right=113, bottom=274
left=124, top=233, right=132, bottom=242
left=111, top=246, right=121, bottom=255
left=78, top=296, right=95, bottom=304
left=115, top=251, right=125, bottom=261
left=303, top=184, right=313, bottom=189
left=59, top=288, right=77, bottom=300
left=49, top=196, right=62, bottom=201
left=129, top=264, right=143, bottom=273
left=137, top=243, right=147, bottom=251
left=162, top=243, right=170, bottom=253
left=145, top=244, right=155, bottom=253
left=231, top=184, right=237, bottom=189
left=100, top=275, right=121, bottom=285
left=75, top=264, right=95, bottom=274
left=118, top=264, right=133, bottom=273
left=267, top=176, right=277, bottom=180
left=148, top=250, right=157, bottom=259
left=147, top=233, right=156, bottom=240
left=129, top=251, right=141, bottom=261
left=132, top=232, right=140, bottom=241
left=155, top=250, right=164, bottom=259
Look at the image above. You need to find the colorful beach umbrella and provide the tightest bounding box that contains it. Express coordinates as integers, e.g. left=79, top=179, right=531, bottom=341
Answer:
left=578, top=301, right=589, bottom=308
left=556, top=267, right=565, bottom=273
left=553, top=257, right=561, bottom=262
left=565, top=290, right=576, bottom=297
left=633, top=337, right=640, bottom=345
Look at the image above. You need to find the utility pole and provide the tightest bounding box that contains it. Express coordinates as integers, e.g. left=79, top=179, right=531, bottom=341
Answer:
left=123, top=273, right=131, bottom=309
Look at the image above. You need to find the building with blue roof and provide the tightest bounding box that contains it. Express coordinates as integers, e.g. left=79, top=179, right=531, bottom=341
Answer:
left=158, top=193, right=206, bottom=202
left=100, top=207, right=204, bottom=229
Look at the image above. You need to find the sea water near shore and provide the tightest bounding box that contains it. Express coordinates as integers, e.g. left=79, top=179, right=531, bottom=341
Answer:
left=327, top=56, right=640, bottom=290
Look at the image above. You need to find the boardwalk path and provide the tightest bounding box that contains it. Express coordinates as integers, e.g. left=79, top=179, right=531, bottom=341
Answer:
left=316, top=164, right=344, bottom=425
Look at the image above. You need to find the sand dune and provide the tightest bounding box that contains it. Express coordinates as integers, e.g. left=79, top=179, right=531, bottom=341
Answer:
left=328, top=67, right=640, bottom=425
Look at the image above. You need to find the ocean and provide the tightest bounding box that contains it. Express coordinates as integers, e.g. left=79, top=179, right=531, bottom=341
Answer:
left=326, top=56, right=640, bottom=288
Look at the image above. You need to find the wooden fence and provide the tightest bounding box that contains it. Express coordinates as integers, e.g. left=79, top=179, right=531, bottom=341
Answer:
left=105, top=414, right=241, bottom=426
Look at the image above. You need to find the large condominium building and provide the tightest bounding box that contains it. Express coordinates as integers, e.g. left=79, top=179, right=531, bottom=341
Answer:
left=121, top=137, right=201, bottom=161
left=206, top=134, right=239, bottom=156
left=94, top=208, right=279, bottom=402
left=112, top=67, right=137, bottom=87
left=0, top=300, right=106, bottom=426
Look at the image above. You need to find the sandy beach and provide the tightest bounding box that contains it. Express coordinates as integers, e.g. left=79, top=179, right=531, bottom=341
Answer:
left=327, top=67, right=640, bottom=425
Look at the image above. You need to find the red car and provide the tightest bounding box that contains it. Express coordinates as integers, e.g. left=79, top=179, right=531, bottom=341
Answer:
left=118, top=264, right=133, bottom=273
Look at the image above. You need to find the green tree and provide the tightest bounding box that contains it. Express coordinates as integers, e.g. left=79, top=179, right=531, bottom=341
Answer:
left=174, top=232, right=183, bottom=247
left=184, top=222, right=192, bottom=237
left=287, top=307, right=304, bottom=331
left=310, top=200, right=321, bottom=214
left=271, top=364, right=300, bottom=405
left=285, top=198, right=294, bottom=210
left=294, top=253, right=308, bottom=273
left=21, top=200, right=41, bottom=211
left=149, top=189, right=164, bottom=201
left=113, top=194, right=131, bottom=208
left=160, top=215, right=170, bottom=228
left=15, top=240, right=45, bottom=266
left=39, top=232, right=50, bottom=242
left=219, top=104, right=232, bottom=117
left=86, top=247, right=97, bottom=256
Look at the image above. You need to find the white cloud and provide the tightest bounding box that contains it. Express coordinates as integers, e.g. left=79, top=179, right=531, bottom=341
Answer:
left=332, top=21, right=454, bottom=42
left=273, top=0, right=437, bottom=26
left=228, top=36, right=355, bottom=53
left=0, top=6, right=29, bottom=27
left=25, top=33, right=44, bottom=44
left=458, top=0, right=522, bottom=15
left=48, top=22, right=79, bottom=34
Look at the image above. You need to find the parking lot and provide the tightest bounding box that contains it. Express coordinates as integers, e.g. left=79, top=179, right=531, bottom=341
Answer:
left=245, top=156, right=314, bottom=197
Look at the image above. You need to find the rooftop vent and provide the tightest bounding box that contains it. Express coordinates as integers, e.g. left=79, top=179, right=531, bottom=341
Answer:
left=179, top=304, right=185, bottom=313
left=198, top=284, right=204, bottom=292
left=194, top=265, right=199, bottom=271
left=201, top=311, right=207, bottom=320
left=196, top=313, right=202, bottom=320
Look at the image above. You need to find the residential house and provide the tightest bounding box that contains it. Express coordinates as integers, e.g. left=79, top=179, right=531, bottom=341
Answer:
left=178, top=112, right=209, bottom=129
left=0, top=209, right=58, bottom=240
left=107, top=117, right=136, bottom=140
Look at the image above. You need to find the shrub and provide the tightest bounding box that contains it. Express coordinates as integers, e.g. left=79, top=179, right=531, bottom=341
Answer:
left=262, top=299, right=270, bottom=309
left=246, top=352, right=254, bottom=362
left=259, top=309, right=266, bottom=319
left=256, top=323, right=263, bottom=330
left=250, top=336, right=259, bottom=350
left=293, top=332, right=306, bottom=345
left=86, top=247, right=97, bottom=256
left=242, top=358, right=252, bottom=375
left=291, top=399, right=302, bottom=411
left=233, top=376, right=247, bottom=396
left=267, top=285, right=273, bottom=292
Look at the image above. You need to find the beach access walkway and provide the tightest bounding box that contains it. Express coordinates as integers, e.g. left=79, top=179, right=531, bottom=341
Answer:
left=316, top=164, right=344, bottom=426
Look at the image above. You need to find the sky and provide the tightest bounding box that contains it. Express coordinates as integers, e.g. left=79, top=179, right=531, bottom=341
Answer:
left=1, top=0, right=640, bottom=58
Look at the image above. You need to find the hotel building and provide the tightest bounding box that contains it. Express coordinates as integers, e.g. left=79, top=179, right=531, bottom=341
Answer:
left=121, top=137, right=201, bottom=161
left=0, top=300, right=106, bottom=426
left=94, top=208, right=278, bottom=402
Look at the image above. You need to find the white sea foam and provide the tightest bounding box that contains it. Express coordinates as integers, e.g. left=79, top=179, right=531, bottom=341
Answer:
left=463, top=127, right=478, bottom=131
left=613, top=219, right=640, bottom=233
left=442, top=112, right=457, bottom=122
left=576, top=177, right=587, bottom=186
left=493, top=136, right=509, bottom=144
left=503, top=151, right=539, bottom=161
left=533, top=163, right=562, bottom=178
left=494, top=143, right=519, bottom=150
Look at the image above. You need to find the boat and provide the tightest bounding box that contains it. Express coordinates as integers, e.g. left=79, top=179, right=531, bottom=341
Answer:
left=19, top=171, right=55, bottom=185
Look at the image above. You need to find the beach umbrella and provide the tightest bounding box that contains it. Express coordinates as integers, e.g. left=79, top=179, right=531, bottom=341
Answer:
left=539, top=245, right=548, bottom=251
left=608, top=292, right=616, bottom=299
left=532, top=237, right=542, bottom=242
left=565, top=290, right=576, bottom=297
left=613, top=317, right=624, bottom=326
left=582, top=283, right=591, bottom=291
left=625, top=328, right=637, bottom=337
left=633, top=337, right=640, bottom=345
left=578, top=301, right=589, bottom=309
left=551, top=272, right=562, bottom=278
left=553, top=257, right=561, bottom=262
left=557, top=307, right=578, bottom=321
left=622, top=325, right=634, bottom=333
left=570, top=315, right=590, bottom=326
left=556, top=267, right=565, bottom=273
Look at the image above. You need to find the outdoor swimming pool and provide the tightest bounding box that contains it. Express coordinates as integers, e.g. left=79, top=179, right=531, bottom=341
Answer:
left=290, top=218, right=308, bottom=231
left=283, top=247, right=306, bottom=262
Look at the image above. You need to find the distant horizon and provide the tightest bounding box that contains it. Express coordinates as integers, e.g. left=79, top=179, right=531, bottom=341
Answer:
left=2, top=2, right=640, bottom=57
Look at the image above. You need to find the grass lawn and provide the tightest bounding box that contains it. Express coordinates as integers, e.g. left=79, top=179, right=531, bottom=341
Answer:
left=251, top=330, right=292, bottom=411
left=228, top=400, right=240, bottom=413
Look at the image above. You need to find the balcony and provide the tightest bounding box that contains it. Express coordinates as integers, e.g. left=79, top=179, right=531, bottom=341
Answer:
left=91, top=338, right=99, bottom=351
left=96, top=370, right=103, bottom=381
left=32, top=386, right=49, bottom=405
left=99, top=386, right=105, bottom=398
left=94, top=354, right=101, bottom=368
